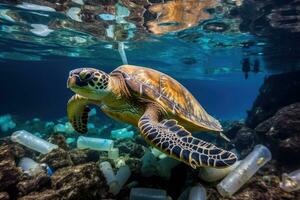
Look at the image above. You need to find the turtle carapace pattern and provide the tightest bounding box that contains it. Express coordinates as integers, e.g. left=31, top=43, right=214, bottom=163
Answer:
left=67, top=65, right=237, bottom=168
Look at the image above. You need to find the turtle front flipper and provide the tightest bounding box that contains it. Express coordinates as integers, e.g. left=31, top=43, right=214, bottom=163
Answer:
left=138, top=104, right=237, bottom=169
left=67, top=94, right=101, bottom=134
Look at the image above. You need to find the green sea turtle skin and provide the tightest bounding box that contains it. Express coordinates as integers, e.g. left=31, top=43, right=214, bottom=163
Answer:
left=67, top=65, right=237, bottom=168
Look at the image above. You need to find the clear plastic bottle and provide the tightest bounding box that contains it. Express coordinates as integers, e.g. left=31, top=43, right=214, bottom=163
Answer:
left=11, top=130, right=58, bottom=154
left=18, top=157, right=44, bottom=176
left=77, top=136, right=113, bottom=151
left=99, top=161, right=119, bottom=194
left=217, top=145, right=272, bottom=197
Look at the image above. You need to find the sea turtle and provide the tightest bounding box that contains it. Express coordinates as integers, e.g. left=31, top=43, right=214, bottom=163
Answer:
left=67, top=65, right=237, bottom=168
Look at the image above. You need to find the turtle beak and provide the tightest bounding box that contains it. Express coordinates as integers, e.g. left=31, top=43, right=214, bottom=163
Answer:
left=67, top=76, right=77, bottom=88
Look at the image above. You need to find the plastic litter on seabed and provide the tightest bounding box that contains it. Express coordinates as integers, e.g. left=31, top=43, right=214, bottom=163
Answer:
left=280, top=169, right=300, bottom=192
left=11, top=130, right=58, bottom=154
left=217, top=144, right=272, bottom=197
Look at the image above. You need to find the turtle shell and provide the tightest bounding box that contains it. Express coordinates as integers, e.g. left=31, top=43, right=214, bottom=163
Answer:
left=112, top=65, right=222, bottom=132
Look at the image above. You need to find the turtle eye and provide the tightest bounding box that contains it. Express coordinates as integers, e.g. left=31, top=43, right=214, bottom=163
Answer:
left=79, top=71, right=93, bottom=81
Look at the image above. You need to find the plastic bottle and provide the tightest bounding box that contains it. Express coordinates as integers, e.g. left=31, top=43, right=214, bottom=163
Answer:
left=130, top=188, right=167, bottom=200
left=11, top=130, right=58, bottom=154
left=99, top=161, right=131, bottom=195
left=188, top=184, right=206, bottom=200
left=198, top=160, right=241, bottom=182
left=77, top=136, right=113, bottom=151
left=280, top=169, right=300, bottom=192
left=217, top=145, right=272, bottom=197
left=114, top=165, right=131, bottom=194
left=18, top=157, right=44, bottom=176
left=99, top=161, right=119, bottom=194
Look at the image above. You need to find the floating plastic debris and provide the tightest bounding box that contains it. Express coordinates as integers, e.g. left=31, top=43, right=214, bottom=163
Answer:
left=0, top=114, right=16, bottom=132
left=53, top=123, right=65, bottom=133
left=77, top=136, right=113, bottom=151
left=280, top=169, right=300, bottom=192
left=111, top=126, right=134, bottom=139
left=66, top=7, right=82, bottom=22
left=66, top=137, right=76, bottom=144
left=0, top=9, right=15, bottom=22
left=198, top=160, right=241, bottom=182
left=88, top=108, right=97, bottom=116
left=118, top=42, right=128, bottom=64
left=129, top=188, right=167, bottom=200
left=99, top=161, right=131, bottom=195
left=45, top=121, right=55, bottom=129
left=17, top=3, right=55, bottom=12
left=30, top=24, right=54, bottom=37
left=99, top=14, right=115, bottom=21
left=72, top=0, right=84, bottom=5
left=189, top=184, right=207, bottom=200
left=11, top=130, right=58, bottom=154
left=53, top=122, right=75, bottom=134
left=217, top=145, right=272, bottom=197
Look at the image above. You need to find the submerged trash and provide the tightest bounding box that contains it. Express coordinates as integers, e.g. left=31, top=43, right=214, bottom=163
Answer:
left=18, top=157, right=44, bottom=176
left=77, top=136, right=113, bottom=151
left=0, top=114, right=16, bottom=132
left=18, top=157, right=52, bottom=176
left=66, top=7, right=82, bottom=22
left=118, top=42, right=128, bottom=64
left=108, top=148, right=120, bottom=160
left=280, top=169, right=300, bottom=192
left=11, top=130, right=58, bottom=154
left=189, top=184, right=206, bottom=200
left=198, top=160, right=241, bottom=182
left=99, top=161, right=131, bottom=195
left=217, top=144, right=272, bottom=197
left=111, top=126, right=134, bottom=139
left=141, top=151, right=180, bottom=179
left=17, top=2, right=55, bottom=12
left=30, top=24, right=54, bottom=37
left=130, top=188, right=167, bottom=200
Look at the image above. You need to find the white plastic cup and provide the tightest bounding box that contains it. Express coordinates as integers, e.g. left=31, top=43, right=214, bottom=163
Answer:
left=130, top=188, right=167, bottom=200
left=77, top=136, right=113, bottom=151
left=188, top=184, right=206, bottom=200
left=217, top=145, right=272, bottom=197
left=11, top=130, right=58, bottom=154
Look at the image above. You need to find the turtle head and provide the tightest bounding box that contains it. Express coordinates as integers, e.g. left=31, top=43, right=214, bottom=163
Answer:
left=67, top=68, right=110, bottom=100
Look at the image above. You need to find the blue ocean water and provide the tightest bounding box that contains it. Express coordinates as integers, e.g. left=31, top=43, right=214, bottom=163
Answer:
left=1, top=1, right=300, bottom=200
left=0, top=0, right=298, bottom=125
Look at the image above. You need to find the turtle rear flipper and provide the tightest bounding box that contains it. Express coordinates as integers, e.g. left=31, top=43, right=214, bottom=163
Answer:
left=138, top=104, right=237, bottom=169
left=67, top=94, right=100, bottom=134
